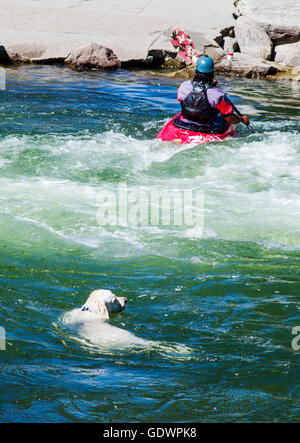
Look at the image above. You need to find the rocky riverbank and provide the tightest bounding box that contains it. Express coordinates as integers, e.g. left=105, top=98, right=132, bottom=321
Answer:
left=0, top=0, right=299, bottom=82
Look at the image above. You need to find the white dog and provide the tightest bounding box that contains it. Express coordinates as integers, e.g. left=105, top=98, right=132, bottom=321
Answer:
left=80, top=289, right=128, bottom=320
left=62, top=289, right=147, bottom=348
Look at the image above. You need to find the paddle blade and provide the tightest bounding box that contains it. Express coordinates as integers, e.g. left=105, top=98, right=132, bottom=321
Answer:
left=247, top=124, right=256, bottom=134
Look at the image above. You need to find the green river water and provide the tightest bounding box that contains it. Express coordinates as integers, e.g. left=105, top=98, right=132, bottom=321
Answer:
left=0, top=65, right=299, bottom=422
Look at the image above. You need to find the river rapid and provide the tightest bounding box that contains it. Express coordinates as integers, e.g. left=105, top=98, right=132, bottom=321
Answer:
left=0, top=65, right=299, bottom=422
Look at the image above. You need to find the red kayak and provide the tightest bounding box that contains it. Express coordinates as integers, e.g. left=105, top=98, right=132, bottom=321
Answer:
left=156, top=113, right=237, bottom=145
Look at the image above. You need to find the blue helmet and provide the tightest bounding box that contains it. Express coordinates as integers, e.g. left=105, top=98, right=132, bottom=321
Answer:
left=196, top=55, right=215, bottom=73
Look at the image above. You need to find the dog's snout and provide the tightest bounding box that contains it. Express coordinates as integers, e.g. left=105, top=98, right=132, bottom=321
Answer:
left=124, top=297, right=128, bottom=303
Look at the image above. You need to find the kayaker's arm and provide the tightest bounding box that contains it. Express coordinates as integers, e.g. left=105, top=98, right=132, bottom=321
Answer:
left=215, top=96, right=249, bottom=127
left=225, top=114, right=250, bottom=126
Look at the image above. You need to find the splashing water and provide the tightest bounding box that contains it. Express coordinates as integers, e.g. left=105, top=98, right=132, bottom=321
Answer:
left=0, top=65, right=299, bottom=422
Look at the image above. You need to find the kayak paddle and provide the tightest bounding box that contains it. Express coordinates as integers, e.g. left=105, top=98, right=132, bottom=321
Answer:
left=226, top=99, right=256, bottom=134
left=170, top=27, right=256, bottom=134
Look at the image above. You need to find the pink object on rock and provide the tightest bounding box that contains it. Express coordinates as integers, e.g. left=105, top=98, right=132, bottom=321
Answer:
left=171, top=28, right=198, bottom=64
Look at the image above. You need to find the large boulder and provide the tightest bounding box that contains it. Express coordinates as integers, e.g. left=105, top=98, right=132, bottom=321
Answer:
left=167, top=53, right=280, bottom=80
left=65, top=43, right=121, bottom=70
left=215, top=53, right=279, bottom=78
left=146, top=30, right=179, bottom=66
left=235, top=0, right=300, bottom=27
left=183, top=29, right=225, bottom=63
left=6, top=43, right=46, bottom=62
left=5, top=43, right=69, bottom=63
left=234, top=16, right=273, bottom=60
left=274, top=41, right=300, bottom=67
left=261, top=24, right=300, bottom=46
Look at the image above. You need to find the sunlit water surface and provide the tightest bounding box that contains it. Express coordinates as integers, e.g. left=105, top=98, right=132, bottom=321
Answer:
left=0, top=65, right=299, bottom=422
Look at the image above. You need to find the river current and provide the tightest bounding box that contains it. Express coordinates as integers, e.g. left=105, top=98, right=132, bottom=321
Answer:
left=0, top=65, right=299, bottom=422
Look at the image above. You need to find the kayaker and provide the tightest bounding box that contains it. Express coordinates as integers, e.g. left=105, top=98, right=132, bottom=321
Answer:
left=175, top=55, right=250, bottom=134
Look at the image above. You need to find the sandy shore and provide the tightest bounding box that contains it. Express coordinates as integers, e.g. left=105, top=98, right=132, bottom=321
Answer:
left=0, top=0, right=235, bottom=61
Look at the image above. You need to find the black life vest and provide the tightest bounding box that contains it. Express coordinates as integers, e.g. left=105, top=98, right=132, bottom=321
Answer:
left=180, top=81, right=219, bottom=123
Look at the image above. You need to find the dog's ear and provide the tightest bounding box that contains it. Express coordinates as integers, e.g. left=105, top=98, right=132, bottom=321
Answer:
left=98, top=303, right=109, bottom=320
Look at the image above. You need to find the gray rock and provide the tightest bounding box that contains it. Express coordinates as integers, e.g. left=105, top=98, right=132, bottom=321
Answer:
left=65, top=43, right=121, bottom=70
left=148, top=31, right=177, bottom=55
left=5, top=42, right=75, bottom=63
left=147, top=30, right=178, bottom=65
left=223, top=37, right=240, bottom=53
left=235, top=16, right=273, bottom=60
left=0, top=45, right=11, bottom=64
left=204, top=45, right=225, bottom=63
left=215, top=52, right=279, bottom=78
left=261, top=24, right=300, bottom=46
left=235, top=0, right=300, bottom=27
left=220, top=26, right=235, bottom=38
left=7, top=43, right=46, bottom=62
left=214, top=26, right=235, bottom=47
left=183, top=29, right=225, bottom=63
left=275, top=41, right=300, bottom=67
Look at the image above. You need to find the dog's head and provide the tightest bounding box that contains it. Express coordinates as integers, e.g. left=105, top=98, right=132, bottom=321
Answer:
left=81, top=289, right=127, bottom=320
